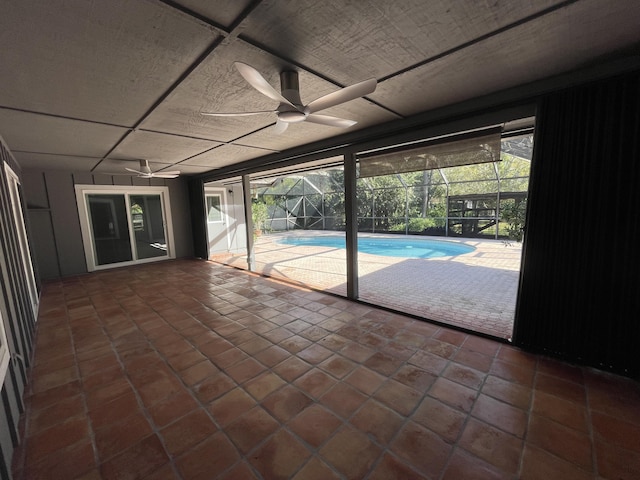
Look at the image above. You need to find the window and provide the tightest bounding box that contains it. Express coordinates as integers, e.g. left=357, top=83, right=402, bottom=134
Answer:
left=206, top=194, right=223, bottom=223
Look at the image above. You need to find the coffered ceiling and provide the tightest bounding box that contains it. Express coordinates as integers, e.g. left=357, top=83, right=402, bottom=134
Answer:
left=0, top=0, right=638, bottom=177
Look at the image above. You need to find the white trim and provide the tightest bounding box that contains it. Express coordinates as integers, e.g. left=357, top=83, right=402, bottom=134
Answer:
left=75, top=185, right=176, bottom=272
left=4, top=164, right=39, bottom=318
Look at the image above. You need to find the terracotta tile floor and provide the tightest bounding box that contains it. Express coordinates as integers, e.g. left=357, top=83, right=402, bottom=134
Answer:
left=12, top=259, right=640, bottom=479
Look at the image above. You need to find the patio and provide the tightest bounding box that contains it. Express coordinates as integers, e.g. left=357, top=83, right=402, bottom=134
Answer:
left=214, top=232, right=522, bottom=340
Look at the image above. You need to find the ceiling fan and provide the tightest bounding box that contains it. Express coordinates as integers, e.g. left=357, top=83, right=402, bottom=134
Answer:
left=125, top=159, right=180, bottom=179
left=202, top=62, right=377, bottom=134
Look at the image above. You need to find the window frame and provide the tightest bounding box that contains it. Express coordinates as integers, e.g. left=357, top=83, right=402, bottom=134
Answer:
left=205, top=193, right=224, bottom=224
left=75, top=185, right=176, bottom=272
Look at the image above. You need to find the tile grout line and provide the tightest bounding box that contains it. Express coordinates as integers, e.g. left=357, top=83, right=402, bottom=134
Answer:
left=90, top=279, right=182, bottom=478
left=583, top=370, right=599, bottom=479
left=436, top=339, right=506, bottom=480
left=516, top=346, right=538, bottom=479
left=142, top=264, right=343, bottom=478
left=135, top=270, right=252, bottom=479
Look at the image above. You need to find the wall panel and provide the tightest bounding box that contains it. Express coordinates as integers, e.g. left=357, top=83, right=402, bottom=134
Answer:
left=45, top=171, right=87, bottom=276
left=26, top=210, right=60, bottom=280
left=20, top=170, right=194, bottom=279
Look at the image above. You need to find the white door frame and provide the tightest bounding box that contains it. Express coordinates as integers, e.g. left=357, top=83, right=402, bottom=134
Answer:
left=205, top=187, right=230, bottom=252
left=4, top=164, right=39, bottom=318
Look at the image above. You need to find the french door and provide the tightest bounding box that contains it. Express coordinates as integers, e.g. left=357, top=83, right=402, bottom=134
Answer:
left=76, top=185, right=175, bottom=271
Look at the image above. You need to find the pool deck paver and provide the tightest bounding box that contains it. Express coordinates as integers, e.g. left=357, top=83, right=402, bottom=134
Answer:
left=213, top=232, right=522, bottom=340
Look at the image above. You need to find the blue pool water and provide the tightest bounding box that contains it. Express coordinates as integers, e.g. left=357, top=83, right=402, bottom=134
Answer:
left=278, top=235, right=475, bottom=259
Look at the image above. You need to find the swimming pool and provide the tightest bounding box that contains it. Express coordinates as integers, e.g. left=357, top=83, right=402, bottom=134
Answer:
left=278, top=235, right=475, bottom=259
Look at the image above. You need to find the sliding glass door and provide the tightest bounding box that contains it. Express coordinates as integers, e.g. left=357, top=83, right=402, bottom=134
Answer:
left=87, top=193, right=133, bottom=265
left=77, top=186, right=175, bottom=271
left=130, top=194, right=167, bottom=260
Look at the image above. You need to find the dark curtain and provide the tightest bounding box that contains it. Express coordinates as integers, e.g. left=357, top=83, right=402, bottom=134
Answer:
left=187, top=178, right=208, bottom=260
left=514, top=70, right=640, bottom=378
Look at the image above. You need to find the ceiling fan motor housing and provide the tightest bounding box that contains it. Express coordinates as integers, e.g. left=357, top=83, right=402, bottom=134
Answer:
left=278, top=110, right=306, bottom=123
left=139, top=159, right=152, bottom=173
left=279, top=71, right=302, bottom=104
left=278, top=71, right=306, bottom=122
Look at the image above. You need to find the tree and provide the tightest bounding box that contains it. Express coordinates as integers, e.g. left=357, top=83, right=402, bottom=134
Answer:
left=252, top=150, right=530, bottom=237
left=357, top=175, right=407, bottom=231
left=251, top=200, right=269, bottom=234
left=500, top=198, right=527, bottom=241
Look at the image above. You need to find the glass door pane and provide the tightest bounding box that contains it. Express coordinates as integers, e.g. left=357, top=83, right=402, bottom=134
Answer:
left=247, top=164, right=347, bottom=296
left=354, top=133, right=531, bottom=340
left=87, top=194, right=132, bottom=265
left=130, top=194, right=167, bottom=260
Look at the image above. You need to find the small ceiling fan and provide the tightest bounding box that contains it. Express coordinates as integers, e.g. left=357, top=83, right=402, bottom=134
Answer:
left=202, top=62, right=377, bottom=134
left=125, top=160, right=180, bottom=179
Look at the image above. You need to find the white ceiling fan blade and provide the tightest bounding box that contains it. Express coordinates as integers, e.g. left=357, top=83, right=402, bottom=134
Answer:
left=304, top=78, right=377, bottom=114
left=153, top=173, right=180, bottom=179
left=234, top=62, right=296, bottom=108
left=305, top=114, right=357, bottom=128
left=156, top=170, right=180, bottom=176
left=201, top=110, right=276, bottom=117
left=274, top=118, right=289, bottom=134
left=125, top=167, right=145, bottom=174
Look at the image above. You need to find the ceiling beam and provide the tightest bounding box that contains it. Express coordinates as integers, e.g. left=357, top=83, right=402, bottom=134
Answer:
left=378, top=0, right=581, bottom=82
left=91, top=1, right=270, bottom=173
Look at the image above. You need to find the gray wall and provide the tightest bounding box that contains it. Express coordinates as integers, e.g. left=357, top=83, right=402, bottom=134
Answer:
left=22, top=170, right=194, bottom=280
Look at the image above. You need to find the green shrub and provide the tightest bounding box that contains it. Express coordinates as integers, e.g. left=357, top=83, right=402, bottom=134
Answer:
left=500, top=200, right=526, bottom=241
left=388, top=217, right=437, bottom=233
left=408, top=217, right=436, bottom=232
left=251, top=201, right=269, bottom=232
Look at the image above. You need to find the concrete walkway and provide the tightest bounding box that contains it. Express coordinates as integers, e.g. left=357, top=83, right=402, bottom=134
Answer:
left=214, top=232, right=522, bottom=340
